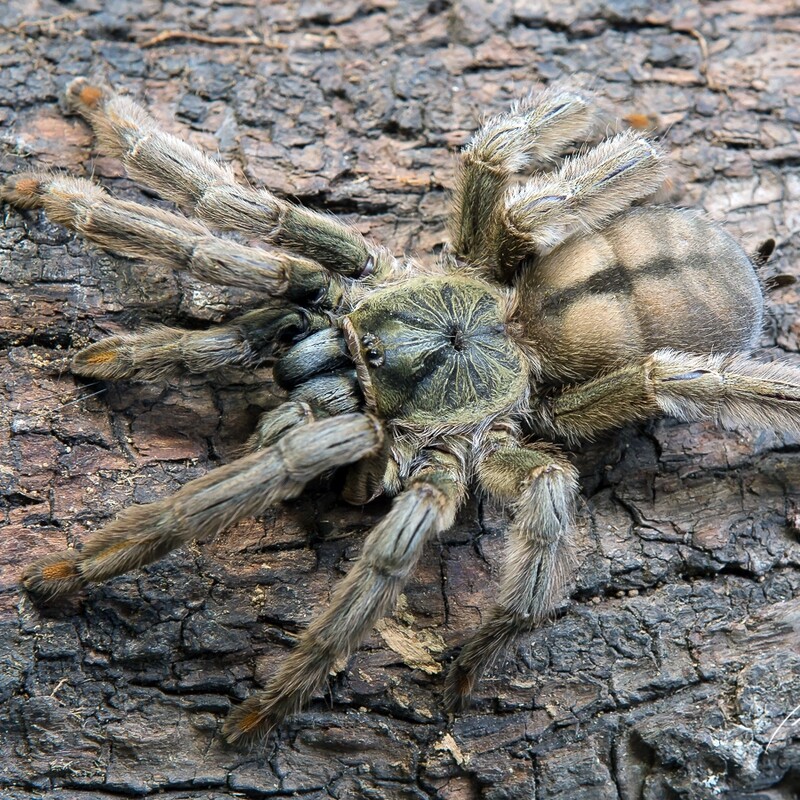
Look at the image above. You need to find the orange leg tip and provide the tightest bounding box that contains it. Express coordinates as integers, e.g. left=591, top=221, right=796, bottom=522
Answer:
left=82, top=348, right=118, bottom=365
left=21, top=550, right=85, bottom=600
left=624, top=112, right=659, bottom=130
left=12, top=176, right=43, bottom=199
left=40, top=561, right=80, bottom=582
left=444, top=665, right=475, bottom=713
left=78, top=84, right=104, bottom=108
left=1, top=175, right=45, bottom=208
left=236, top=709, right=266, bottom=735
left=222, top=703, right=275, bottom=745
left=455, top=669, right=473, bottom=697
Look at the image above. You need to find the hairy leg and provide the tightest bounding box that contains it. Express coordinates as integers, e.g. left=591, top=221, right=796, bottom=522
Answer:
left=246, top=374, right=364, bottom=455
left=2, top=173, right=337, bottom=303
left=445, top=436, right=578, bottom=710
left=22, top=413, right=382, bottom=599
left=496, top=131, right=665, bottom=272
left=63, top=78, right=394, bottom=279
left=451, top=87, right=599, bottom=271
left=222, top=449, right=465, bottom=743
left=73, top=305, right=328, bottom=381
left=542, top=349, right=800, bottom=442
left=245, top=401, right=318, bottom=452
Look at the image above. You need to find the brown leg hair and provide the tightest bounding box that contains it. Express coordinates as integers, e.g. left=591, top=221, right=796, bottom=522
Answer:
left=63, top=78, right=394, bottom=279
left=1, top=173, right=336, bottom=302
left=450, top=87, right=599, bottom=274
left=544, top=349, right=800, bottom=443
left=445, top=434, right=578, bottom=710
left=22, top=413, right=382, bottom=600
left=72, top=306, right=327, bottom=381
left=222, top=449, right=465, bottom=744
left=497, top=131, right=665, bottom=272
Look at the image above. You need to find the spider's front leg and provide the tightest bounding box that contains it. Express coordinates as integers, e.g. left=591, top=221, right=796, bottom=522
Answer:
left=1, top=172, right=335, bottom=379
left=63, top=77, right=394, bottom=279
left=444, top=436, right=579, bottom=711
left=22, top=413, right=382, bottom=599
left=222, top=450, right=465, bottom=744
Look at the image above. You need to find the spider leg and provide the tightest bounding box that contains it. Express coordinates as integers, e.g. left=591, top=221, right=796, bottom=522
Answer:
left=63, top=78, right=392, bottom=279
left=242, top=327, right=365, bottom=453
left=496, top=131, right=666, bottom=274
left=21, top=413, right=382, bottom=600
left=221, top=450, right=465, bottom=744
left=444, top=436, right=578, bottom=711
left=245, top=401, right=318, bottom=453
left=543, top=349, right=800, bottom=443
left=73, top=305, right=327, bottom=381
left=244, top=375, right=362, bottom=455
left=2, top=174, right=337, bottom=303
left=451, top=88, right=600, bottom=270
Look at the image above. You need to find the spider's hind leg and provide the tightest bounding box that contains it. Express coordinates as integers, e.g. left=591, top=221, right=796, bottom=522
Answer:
left=496, top=131, right=666, bottom=273
left=451, top=87, right=600, bottom=272
left=546, top=349, right=800, bottom=442
left=444, top=436, right=579, bottom=711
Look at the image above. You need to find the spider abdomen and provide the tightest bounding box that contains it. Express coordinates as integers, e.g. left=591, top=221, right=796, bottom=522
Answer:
left=518, top=207, right=764, bottom=383
left=343, top=275, right=528, bottom=427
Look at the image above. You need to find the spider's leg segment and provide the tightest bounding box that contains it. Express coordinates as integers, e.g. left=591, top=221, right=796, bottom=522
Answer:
left=246, top=376, right=362, bottom=454
left=2, top=173, right=338, bottom=380
left=276, top=327, right=362, bottom=412
left=451, top=88, right=599, bottom=271
left=497, top=131, right=666, bottom=272
left=64, top=78, right=390, bottom=279
left=272, top=327, right=351, bottom=388
left=221, top=450, right=465, bottom=744
left=21, top=413, right=382, bottom=600
left=444, top=438, right=578, bottom=711
left=2, top=174, right=337, bottom=302
left=243, top=328, right=366, bottom=453
left=73, top=306, right=328, bottom=381
left=245, top=401, right=318, bottom=453
left=546, top=349, right=800, bottom=442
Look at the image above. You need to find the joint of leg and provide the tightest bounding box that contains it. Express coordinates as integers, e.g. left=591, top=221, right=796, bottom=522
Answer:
left=359, top=255, right=375, bottom=278
left=284, top=259, right=333, bottom=304
left=650, top=351, right=721, bottom=390
left=522, top=461, right=564, bottom=489
left=463, top=151, right=512, bottom=175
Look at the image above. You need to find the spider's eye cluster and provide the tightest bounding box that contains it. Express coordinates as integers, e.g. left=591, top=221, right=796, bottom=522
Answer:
left=360, top=332, right=385, bottom=367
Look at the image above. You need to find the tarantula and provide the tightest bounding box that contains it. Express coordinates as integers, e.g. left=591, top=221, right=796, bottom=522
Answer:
left=4, top=78, right=798, bottom=744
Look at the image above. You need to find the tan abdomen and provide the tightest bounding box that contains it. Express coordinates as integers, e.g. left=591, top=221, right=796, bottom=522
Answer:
left=517, top=207, right=764, bottom=384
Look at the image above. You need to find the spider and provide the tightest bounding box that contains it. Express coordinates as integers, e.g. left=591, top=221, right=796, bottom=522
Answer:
left=3, top=77, right=797, bottom=745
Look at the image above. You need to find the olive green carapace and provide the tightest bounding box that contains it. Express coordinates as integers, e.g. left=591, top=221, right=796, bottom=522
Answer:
left=5, top=78, right=800, bottom=747
left=345, top=275, right=528, bottom=426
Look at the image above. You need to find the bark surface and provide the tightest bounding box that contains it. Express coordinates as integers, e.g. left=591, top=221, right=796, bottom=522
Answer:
left=1, top=1, right=799, bottom=798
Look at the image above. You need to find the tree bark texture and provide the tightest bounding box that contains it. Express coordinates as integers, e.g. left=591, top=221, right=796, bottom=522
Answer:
left=1, top=1, right=799, bottom=798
